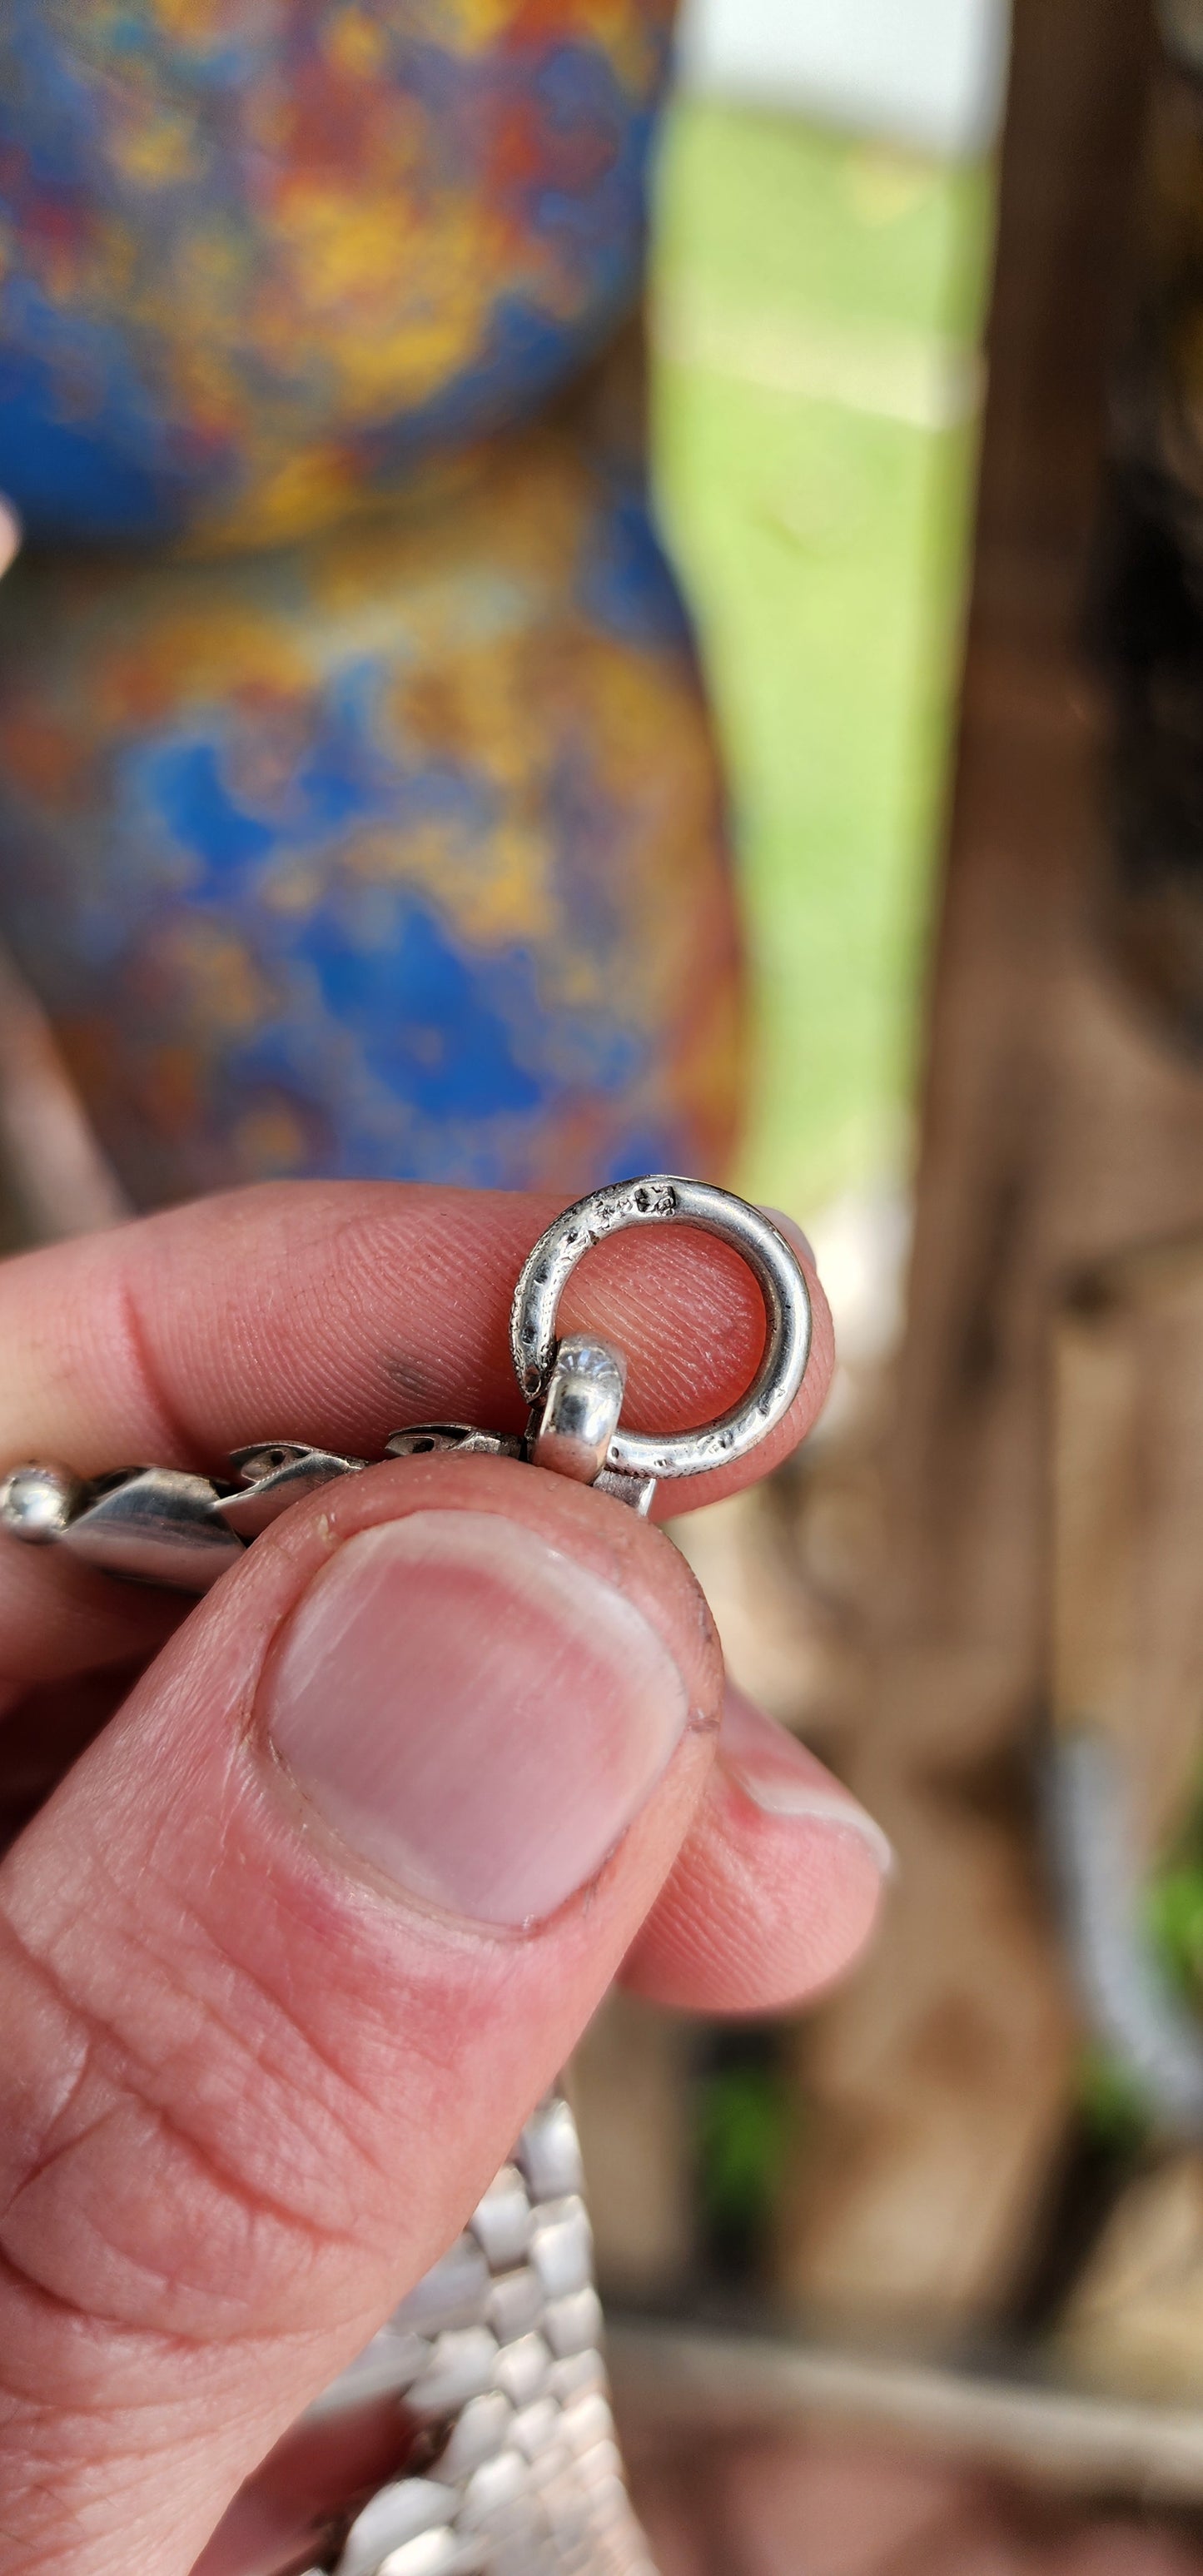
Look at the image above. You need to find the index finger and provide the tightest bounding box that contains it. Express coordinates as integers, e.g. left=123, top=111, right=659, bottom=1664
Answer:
left=0, top=1179, right=832, bottom=1690
left=0, top=1178, right=832, bottom=1500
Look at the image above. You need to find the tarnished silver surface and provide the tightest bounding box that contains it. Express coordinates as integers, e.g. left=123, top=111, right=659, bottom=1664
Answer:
left=531, top=1338, right=625, bottom=1487
left=310, top=2096, right=654, bottom=2576
left=0, top=1460, right=82, bottom=1542
left=590, top=1468, right=656, bottom=1519
left=510, top=1176, right=811, bottom=1484
left=218, top=1443, right=368, bottom=1538
left=0, top=1445, right=367, bottom=1589
left=0, top=1176, right=815, bottom=2573
left=1, top=1461, right=247, bottom=1589
left=385, top=1425, right=524, bottom=1465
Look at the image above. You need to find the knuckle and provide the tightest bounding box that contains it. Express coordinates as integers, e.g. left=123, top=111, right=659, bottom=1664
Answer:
left=0, top=1889, right=387, bottom=2355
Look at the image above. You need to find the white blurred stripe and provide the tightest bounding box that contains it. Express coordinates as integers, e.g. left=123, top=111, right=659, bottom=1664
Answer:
left=674, top=0, right=1010, bottom=159
left=653, top=291, right=984, bottom=433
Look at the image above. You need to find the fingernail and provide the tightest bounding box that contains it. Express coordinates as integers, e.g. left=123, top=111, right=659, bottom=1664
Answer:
left=719, top=1691, right=895, bottom=1877
left=265, top=1509, right=691, bottom=1927
left=762, top=1206, right=816, bottom=1268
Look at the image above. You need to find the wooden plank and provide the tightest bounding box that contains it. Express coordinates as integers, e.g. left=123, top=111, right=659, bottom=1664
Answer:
left=572, top=1992, right=697, bottom=2301
left=1054, top=1232, right=1203, bottom=1854
left=778, top=0, right=1184, bottom=2330
left=609, top=2318, right=1203, bottom=2504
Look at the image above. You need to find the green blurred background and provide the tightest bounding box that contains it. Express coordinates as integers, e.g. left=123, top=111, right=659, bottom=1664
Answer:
left=650, top=102, right=996, bottom=1219
left=650, top=91, right=997, bottom=2255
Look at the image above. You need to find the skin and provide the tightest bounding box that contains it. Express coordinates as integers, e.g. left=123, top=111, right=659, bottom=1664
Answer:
left=0, top=1181, right=887, bottom=2576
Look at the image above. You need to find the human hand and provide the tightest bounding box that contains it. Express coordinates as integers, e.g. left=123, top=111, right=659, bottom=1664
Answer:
left=0, top=1183, right=889, bottom=2574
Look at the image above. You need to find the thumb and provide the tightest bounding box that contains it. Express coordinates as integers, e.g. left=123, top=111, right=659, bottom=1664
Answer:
left=0, top=1454, right=720, bottom=2576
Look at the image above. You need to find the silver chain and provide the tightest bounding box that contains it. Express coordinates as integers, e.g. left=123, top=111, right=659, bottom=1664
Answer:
left=312, top=2096, right=654, bottom=2576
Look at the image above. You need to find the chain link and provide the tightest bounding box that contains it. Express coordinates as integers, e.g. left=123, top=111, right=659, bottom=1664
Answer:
left=311, top=2096, right=654, bottom=2576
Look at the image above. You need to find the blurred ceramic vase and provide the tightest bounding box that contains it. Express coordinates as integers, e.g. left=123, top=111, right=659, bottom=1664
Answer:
left=0, top=0, right=674, bottom=548
left=0, top=431, right=743, bottom=1204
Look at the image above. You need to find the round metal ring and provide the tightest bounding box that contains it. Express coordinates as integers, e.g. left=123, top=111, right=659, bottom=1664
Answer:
left=510, top=1176, right=813, bottom=1482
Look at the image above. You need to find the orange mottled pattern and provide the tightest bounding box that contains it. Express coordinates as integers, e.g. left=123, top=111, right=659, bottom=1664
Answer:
left=0, top=431, right=743, bottom=1202
left=0, top=0, right=676, bottom=545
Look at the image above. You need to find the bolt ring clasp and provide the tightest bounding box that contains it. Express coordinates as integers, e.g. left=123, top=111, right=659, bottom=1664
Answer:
left=510, top=1176, right=813, bottom=1484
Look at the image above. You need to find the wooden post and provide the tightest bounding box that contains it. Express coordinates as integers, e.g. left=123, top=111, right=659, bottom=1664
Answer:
left=778, top=0, right=1203, bottom=2333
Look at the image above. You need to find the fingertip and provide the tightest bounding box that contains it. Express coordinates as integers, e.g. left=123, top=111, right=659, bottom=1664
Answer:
left=760, top=1205, right=816, bottom=1269
left=620, top=1687, right=890, bottom=2014
left=719, top=1688, right=894, bottom=1881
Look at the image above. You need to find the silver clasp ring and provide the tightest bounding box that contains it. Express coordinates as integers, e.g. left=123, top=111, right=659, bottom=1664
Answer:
left=510, top=1176, right=812, bottom=1483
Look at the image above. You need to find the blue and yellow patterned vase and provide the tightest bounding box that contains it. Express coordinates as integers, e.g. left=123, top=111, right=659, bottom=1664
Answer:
left=0, top=2, right=744, bottom=1206
left=0, top=431, right=742, bottom=1202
